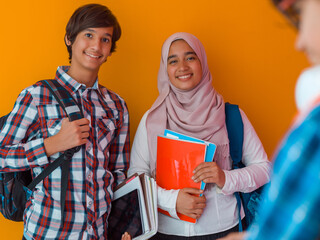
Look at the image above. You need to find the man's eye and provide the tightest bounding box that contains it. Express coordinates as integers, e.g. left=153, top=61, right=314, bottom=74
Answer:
left=102, top=38, right=110, bottom=43
left=85, top=33, right=92, bottom=38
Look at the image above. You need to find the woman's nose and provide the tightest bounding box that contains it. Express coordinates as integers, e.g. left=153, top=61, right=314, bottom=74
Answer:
left=178, top=61, right=189, bottom=71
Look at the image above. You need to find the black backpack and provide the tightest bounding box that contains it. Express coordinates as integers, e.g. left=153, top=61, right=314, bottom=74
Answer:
left=225, top=103, right=267, bottom=231
left=0, top=79, right=83, bottom=221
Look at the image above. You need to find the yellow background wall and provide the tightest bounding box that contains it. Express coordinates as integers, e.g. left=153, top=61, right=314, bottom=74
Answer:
left=0, top=0, right=309, bottom=238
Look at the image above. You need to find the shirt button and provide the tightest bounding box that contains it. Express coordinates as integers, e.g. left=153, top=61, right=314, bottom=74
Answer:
left=87, top=146, right=91, bottom=151
left=87, top=174, right=92, bottom=179
left=88, top=201, right=93, bottom=206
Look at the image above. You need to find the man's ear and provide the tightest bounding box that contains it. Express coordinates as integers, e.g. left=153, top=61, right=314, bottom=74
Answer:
left=65, top=35, right=71, bottom=46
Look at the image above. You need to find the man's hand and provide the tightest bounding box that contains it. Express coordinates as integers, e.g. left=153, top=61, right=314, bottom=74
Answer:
left=44, top=118, right=90, bottom=156
left=176, top=188, right=206, bottom=219
left=121, top=232, right=131, bottom=240
left=192, top=162, right=226, bottom=188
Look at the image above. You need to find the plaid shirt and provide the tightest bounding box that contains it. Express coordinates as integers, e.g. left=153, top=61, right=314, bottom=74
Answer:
left=247, top=104, right=320, bottom=240
left=0, top=66, right=130, bottom=239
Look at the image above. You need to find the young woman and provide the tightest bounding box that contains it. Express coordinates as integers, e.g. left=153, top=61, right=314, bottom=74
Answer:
left=128, top=32, right=271, bottom=240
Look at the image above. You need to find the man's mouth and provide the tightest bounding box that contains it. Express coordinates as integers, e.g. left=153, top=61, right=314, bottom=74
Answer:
left=84, top=51, right=101, bottom=59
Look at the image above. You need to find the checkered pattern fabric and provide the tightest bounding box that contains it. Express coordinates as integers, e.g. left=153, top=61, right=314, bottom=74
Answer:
left=0, top=66, right=130, bottom=239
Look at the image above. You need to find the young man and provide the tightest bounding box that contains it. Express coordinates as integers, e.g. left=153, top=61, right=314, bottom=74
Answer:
left=0, top=4, right=129, bottom=239
left=220, top=0, right=320, bottom=239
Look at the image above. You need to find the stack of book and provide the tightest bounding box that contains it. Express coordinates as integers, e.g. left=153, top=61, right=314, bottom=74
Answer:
left=108, top=129, right=216, bottom=239
left=108, top=173, right=157, bottom=240
left=156, top=129, right=216, bottom=223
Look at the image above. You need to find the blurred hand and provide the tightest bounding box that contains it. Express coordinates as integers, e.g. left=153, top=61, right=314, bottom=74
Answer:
left=192, top=162, right=226, bottom=188
left=217, top=232, right=247, bottom=240
left=176, top=188, right=206, bottom=219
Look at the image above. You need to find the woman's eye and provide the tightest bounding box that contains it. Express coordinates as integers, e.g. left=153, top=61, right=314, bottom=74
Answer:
left=85, top=33, right=92, bottom=38
left=168, top=60, right=177, bottom=65
left=102, top=38, right=110, bottom=43
left=187, top=56, right=196, bottom=61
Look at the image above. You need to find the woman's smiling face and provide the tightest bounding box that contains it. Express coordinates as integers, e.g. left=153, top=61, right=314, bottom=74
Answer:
left=167, top=40, right=202, bottom=91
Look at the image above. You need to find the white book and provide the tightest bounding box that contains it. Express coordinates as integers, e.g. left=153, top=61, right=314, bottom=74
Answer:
left=108, top=173, right=157, bottom=240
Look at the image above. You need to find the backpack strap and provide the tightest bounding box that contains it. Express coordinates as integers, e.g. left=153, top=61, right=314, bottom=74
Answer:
left=225, top=102, right=244, bottom=231
left=0, top=114, right=8, bottom=130
left=225, top=103, right=244, bottom=167
left=27, top=79, right=83, bottom=219
left=41, top=79, right=83, bottom=121
left=40, top=79, right=83, bottom=154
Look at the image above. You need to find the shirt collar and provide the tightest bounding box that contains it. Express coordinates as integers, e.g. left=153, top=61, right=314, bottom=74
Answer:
left=55, top=66, right=103, bottom=95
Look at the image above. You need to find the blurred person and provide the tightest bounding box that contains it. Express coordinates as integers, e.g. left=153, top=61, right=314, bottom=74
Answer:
left=220, top=0, right=320, bottom=239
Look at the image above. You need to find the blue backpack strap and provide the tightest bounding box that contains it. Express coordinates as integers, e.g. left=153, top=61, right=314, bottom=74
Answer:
left=225, top=102, right=244, bottom=231
left=225, top=103, right=244, bottom=167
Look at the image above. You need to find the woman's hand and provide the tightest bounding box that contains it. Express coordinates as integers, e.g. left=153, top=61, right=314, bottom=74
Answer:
left=192, top=162, right=226, bottom=188
left=176, top=188, right=206, bottom=219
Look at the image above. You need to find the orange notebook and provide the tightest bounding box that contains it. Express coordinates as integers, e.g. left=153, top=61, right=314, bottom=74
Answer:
left=156, top=135, right=207, bottom=223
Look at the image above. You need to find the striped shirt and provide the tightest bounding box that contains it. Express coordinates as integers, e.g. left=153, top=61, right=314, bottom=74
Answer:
left=246, top=103, right=320, bottom=240
left=0, top=66, right=130, bottom=239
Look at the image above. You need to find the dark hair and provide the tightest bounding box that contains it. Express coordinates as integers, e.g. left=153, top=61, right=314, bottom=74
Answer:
left=65, top=4, right=121, bottom=61
left=271, top=0, right=300, bottom=28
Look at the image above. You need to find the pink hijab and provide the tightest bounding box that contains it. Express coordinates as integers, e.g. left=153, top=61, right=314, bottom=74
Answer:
left=146, top=32, right=229, bottom=175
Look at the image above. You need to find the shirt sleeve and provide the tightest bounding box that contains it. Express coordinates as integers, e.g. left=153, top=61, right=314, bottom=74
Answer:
left=246, top=107, right=320, bottom=240
left=128, top=111, right=180, bottom=219
left=0, top=88, right=49, bottom=172
left=108, top=102, right=130, bottom=187
left=221, top=109, right=272, bottom=195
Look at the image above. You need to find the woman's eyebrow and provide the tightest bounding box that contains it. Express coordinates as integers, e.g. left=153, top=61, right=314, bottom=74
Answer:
left=167, top=54, right=177, bottom=61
